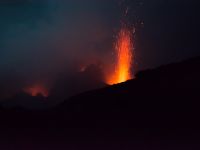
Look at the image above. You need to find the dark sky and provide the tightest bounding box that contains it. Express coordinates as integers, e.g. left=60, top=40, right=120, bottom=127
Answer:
left=0, top=0, right=200, bottom=100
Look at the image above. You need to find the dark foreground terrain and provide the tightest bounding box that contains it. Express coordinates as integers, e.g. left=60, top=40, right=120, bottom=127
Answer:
left=0, top=57, right=200, bottom=150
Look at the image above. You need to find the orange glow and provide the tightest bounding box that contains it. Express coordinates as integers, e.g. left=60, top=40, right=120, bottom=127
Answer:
left=24, top=84, right=49, bottom=97
left=106, top=26, right=134, bottom=85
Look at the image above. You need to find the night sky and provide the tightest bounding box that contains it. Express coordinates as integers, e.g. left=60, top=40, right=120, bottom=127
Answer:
left=0, top=0, right=200, bottom=101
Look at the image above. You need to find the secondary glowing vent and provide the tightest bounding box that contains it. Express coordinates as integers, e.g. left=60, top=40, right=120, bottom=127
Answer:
left=24, top=84, right=49, bottom=97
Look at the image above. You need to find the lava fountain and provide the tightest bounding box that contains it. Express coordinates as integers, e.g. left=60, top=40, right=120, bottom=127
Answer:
left=24, top=84, right=49, bottom=97
left=106, top=26, right=134, bottom=85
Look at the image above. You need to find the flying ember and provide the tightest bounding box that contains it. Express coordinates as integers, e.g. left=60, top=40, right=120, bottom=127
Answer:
left=106, top=25, right=134, bottom=85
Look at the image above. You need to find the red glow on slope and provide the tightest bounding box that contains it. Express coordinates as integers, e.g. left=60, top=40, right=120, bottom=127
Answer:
left=24, top=84, right=49, bottom=97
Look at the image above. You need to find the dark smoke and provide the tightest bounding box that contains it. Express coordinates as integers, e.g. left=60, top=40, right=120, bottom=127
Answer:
left=1, top=0, right=200, bottom=109
left=0, top=0, right=119, bottom=101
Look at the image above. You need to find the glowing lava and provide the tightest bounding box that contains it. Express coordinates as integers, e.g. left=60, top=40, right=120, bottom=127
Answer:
left=24, top=84, right=49, bottom=97
left=106, top=26, right=134, bottom=85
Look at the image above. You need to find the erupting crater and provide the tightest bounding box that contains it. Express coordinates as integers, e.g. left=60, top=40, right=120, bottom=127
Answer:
left=106, top=25, right=134, bottom=85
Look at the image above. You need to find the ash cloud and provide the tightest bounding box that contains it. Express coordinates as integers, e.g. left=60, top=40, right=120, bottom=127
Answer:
left=0, top=0, right=200, bottom=106
left=0, top=0, right=119, bottom=100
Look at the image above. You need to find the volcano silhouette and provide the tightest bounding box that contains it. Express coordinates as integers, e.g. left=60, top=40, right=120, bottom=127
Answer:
left=0, top=57, right=200, bottom=149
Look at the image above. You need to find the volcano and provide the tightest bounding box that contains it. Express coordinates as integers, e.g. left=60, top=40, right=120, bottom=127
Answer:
left=59, top=56, right=200, bottom=113
left=0, top=57, right=200, bottom=149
